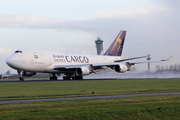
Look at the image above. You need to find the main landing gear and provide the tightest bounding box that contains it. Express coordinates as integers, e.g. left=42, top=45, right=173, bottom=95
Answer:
left=49, top=73, right=58, bottom=80
left=72, top=76, right=83, bottom=80
left=63, top=75, right=83, bottom=80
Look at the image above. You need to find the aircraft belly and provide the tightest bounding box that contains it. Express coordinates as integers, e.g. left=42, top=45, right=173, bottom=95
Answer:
left=44, top=68, right=75, bottom=74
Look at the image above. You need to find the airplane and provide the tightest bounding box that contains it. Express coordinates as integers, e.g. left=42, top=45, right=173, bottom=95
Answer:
left=6, top=30, right=173, bottom=81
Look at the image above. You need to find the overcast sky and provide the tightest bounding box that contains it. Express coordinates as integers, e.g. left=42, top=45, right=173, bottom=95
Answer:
left=0, top=0, right=179, bottom=74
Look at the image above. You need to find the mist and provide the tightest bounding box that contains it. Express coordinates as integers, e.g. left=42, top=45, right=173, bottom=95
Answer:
left=83, top=68, right=180, bottom=79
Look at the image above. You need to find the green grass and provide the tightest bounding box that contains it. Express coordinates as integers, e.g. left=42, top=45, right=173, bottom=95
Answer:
left=0, top=95, right=180, bottom=120
left=1, top=78, right=180, bottom=119
left=0, top=78, right=180, bottom=101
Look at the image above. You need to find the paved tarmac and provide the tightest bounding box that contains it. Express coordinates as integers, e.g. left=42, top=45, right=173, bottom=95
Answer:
left=0, top=79, right=119, bottom=83
left=0, top=78, right=152, bottom=83
left=0, top=92, right=180, bottom=104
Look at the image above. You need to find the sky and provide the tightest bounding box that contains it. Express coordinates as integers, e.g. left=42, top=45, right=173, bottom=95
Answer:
left=0, top=0, right=180, bottom=74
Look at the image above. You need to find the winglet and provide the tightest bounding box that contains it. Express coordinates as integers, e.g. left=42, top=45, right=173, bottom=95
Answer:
left=162, top=55, right=173, bottom=61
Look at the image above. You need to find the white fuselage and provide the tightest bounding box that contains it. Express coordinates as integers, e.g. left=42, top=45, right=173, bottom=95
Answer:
left=6, top=49, right=124, bottom=73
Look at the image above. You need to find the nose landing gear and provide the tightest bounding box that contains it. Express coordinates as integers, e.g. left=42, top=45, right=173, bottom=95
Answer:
left=19, top=77, right=25, bottom=81
left=19, top=71, right=25, bottom=81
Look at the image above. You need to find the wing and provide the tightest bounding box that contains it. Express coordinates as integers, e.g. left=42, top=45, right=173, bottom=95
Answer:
left=53, top=56, right=147, bottom=71
left=127, top=55, right=173, bottom=65
left=53, top=55, right=173, bottom=74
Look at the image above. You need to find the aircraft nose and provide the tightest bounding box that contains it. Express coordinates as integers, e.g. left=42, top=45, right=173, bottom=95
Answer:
left=6, top=55, right=18, bottom=69
left=6, top=55, right=22, bottom=70
left=6, top=56, right=13, bottom=67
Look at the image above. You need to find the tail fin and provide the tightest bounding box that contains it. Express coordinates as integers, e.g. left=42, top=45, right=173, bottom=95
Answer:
left=103, top=30, right=126, bottom=56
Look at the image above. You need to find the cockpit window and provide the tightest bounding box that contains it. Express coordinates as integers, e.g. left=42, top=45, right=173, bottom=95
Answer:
left=14, top=51, right=22, bottom=53
left=34, top=55, right=38, bottom=59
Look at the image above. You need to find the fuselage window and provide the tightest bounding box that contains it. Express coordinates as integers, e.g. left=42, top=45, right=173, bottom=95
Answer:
left=14, top=51, right=22, bottom=53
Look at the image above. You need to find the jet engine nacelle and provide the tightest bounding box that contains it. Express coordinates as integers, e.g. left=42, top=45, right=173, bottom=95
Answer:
left=24, top=72, right=36, bottom=77
left=114, top=64, right=128, bottom=73
left=76, top=67, right=90, bottom=76
left=17, top=70, right=36, bottom=77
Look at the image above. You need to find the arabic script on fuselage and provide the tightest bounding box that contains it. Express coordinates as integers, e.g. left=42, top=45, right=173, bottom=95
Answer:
left=53, top=54, right=89, bottom=63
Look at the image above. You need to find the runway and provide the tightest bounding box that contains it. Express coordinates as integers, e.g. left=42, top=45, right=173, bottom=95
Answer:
left=0, top=92, right=180, bottom=104
left=0, top=79, right=124, bottom=83
left=0, top=78, right=154, bottom=83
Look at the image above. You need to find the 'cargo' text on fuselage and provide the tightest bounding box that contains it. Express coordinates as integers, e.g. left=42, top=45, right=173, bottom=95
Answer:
left=53, top=54, right=89, bottom=63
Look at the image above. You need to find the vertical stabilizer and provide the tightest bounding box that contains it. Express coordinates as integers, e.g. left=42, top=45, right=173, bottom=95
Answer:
left=103, top=30, right=126, bottom=56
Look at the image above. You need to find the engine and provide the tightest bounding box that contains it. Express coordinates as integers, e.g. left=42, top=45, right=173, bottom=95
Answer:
left=76, top=67, right=90, bottom=76
left=114, top=64, right=128, bottom=73
left=24, top=72, right=36, bottom=77
left=17, top=70, right=36, bottom=77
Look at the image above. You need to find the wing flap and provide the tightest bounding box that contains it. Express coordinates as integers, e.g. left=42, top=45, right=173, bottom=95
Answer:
left=92, top=62, right=119, bottom=67
left=54, top=64, right=90, bottom=69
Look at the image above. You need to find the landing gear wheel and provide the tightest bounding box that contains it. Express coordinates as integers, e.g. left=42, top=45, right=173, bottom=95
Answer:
left=50, top=76, right=58, bottom=80
left=66, top=77, right=70, bottom=80
left=63, top=76, right=71, bottom=80
left=19, top=77, right=25, bottom=81
left=75, top=76, right=78, bottom=80
left=49, top=74, right=58, bottom=80
left=74, top=76, right=83, bottom=80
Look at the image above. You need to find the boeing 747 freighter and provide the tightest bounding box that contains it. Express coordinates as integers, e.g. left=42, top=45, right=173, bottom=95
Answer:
left=6, top=31, right=173, bottom=81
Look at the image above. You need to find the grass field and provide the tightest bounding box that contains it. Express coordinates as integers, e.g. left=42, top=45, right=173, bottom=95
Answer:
left=0, top=95, right=180, bottom=119
left=0, top=78, right=180, bottom=119
left=0, top=78, right=180, bottom=101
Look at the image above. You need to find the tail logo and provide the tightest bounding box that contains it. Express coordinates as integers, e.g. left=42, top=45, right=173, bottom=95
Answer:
left=103, top=30, right=126, bottom=56
left=116, top=38, right=122, bottom=52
